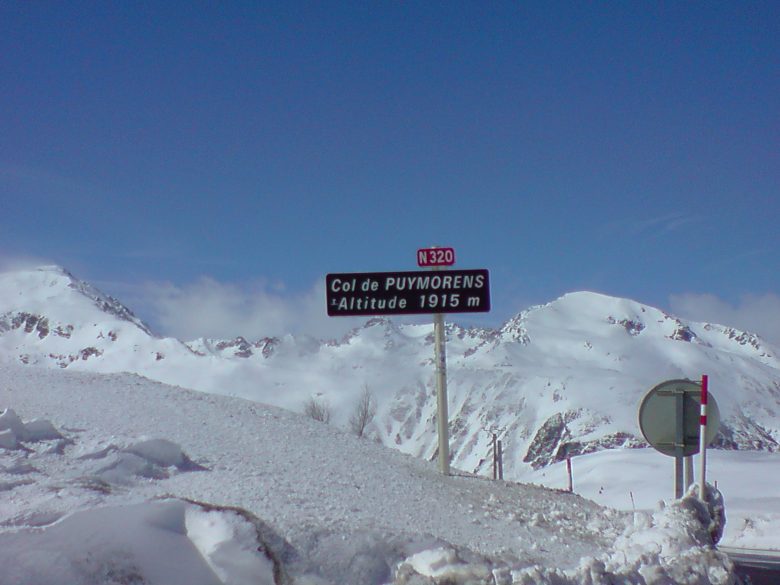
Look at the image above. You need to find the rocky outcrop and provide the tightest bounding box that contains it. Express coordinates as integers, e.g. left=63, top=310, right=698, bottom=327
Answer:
left=524, top=411, right=644, bottom=469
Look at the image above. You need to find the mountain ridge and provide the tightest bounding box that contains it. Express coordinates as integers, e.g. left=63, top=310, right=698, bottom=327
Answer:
left=2, top=265, right=779, bottom=478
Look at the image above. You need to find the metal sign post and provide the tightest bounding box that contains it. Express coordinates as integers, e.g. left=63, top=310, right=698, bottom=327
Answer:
left=638, top=378, right=720, bottom=499
left=326, top=248, right=491, bottom=477
left=433, top=310, right=450, bottom=475
left=422, top=246, right=455, bottom=476
left=675, top=390, right=685, bottom=498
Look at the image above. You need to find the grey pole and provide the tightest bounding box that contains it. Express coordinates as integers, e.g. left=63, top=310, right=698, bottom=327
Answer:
left=497, top=440, right=504, bottom=480
left=675, top=391, right=685, bottom=499
left=685, top=456, right=694, bottom=490
left=434, top=311, right=450, bottom=475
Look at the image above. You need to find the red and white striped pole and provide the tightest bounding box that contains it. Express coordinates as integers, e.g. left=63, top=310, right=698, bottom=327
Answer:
left=698, top=374, right=709, bottom=501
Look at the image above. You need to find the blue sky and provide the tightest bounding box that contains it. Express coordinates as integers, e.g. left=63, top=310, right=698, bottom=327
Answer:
left=2, top=2, right=779, bottom=341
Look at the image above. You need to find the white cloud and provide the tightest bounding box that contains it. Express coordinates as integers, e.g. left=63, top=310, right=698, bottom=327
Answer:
left=669, top=292, right=780, bottom=346
left=138, top=277, right=368, bottom=341
left=633, top=212, right=698, bottom=235
left=600, top=212, right=699, bottom=239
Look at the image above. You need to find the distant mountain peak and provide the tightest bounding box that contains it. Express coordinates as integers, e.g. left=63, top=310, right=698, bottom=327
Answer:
left=0, top=264, right=154, bottom=337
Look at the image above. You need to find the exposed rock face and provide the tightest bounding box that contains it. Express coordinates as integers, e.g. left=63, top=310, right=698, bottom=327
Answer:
left=256, top=337, right=280, bottom=358
left=670, top=325, right=696, bottom=342
left=215, top=337, right=254, bottom=358
left=63, top=268, right=154, bottom=336
left=499, top=315, right=531, bottom=344
left=607, top=316, right=645, bottom=336
left=711, top=416, right=780, bottom=451
left=523, top=410, right=644, bottom=469
left=723, top=327, right=764, bottom=352
left=0, top=312, right=51, bottom=339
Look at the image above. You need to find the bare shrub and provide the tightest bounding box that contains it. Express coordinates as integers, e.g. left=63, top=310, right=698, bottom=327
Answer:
left=303, top=397, right=331, bottom=423
left=349, top=386, right=377, bottom=438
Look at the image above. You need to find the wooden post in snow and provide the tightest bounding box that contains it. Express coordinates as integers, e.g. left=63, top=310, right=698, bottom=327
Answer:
left=492, top=433, right=498, bottom=480
left=497, top=440, right=504, bottom=480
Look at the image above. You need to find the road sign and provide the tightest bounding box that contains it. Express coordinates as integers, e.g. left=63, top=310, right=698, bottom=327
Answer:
left=326, top=269, right=490, bottom=316
left=638, top=379, right=720, bottom=457
left=417, top=247, right=455, bottom=267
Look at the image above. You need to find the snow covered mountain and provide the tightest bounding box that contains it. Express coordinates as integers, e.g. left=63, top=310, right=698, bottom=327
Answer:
left=2, top=265, right=780, bottom=482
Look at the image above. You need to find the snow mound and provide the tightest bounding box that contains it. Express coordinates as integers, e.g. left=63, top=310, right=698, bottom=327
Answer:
left=126, top=437, right=204, bottom=469
left=0, top=499, right=279, bottom=585
left=76, top=437, right=206, bottom=484
left=0, top=408, right=63, bottom=448
left=184, top=503, right=284, bottom=585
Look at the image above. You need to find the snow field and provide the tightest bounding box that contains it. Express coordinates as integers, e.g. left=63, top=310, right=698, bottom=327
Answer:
left=0, top=363, right=735, bottom=584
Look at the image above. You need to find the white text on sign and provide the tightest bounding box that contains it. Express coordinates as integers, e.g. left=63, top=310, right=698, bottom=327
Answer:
left=326, top=269, right=490, bottom=316
left=417, top=247, right=455, bottom=267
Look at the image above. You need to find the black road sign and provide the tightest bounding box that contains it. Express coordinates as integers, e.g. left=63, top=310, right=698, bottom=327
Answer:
left=326, top=269, right=490, bottom=316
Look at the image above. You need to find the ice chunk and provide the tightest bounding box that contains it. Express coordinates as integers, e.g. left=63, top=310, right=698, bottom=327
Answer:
left=396, top=546, right=493, bottom=584
left=0, top=409, right=27, bottom=441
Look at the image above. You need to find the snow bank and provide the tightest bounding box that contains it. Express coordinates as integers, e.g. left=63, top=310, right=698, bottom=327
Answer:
left=394, top=488, right=733, bottom=585
left=598, top=490, right=731, bottom=585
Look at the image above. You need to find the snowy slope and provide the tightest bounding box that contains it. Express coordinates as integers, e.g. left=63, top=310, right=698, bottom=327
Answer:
left=0, top=363, right=734, bottom=584
left=2, top=265, right=780, bottom=483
